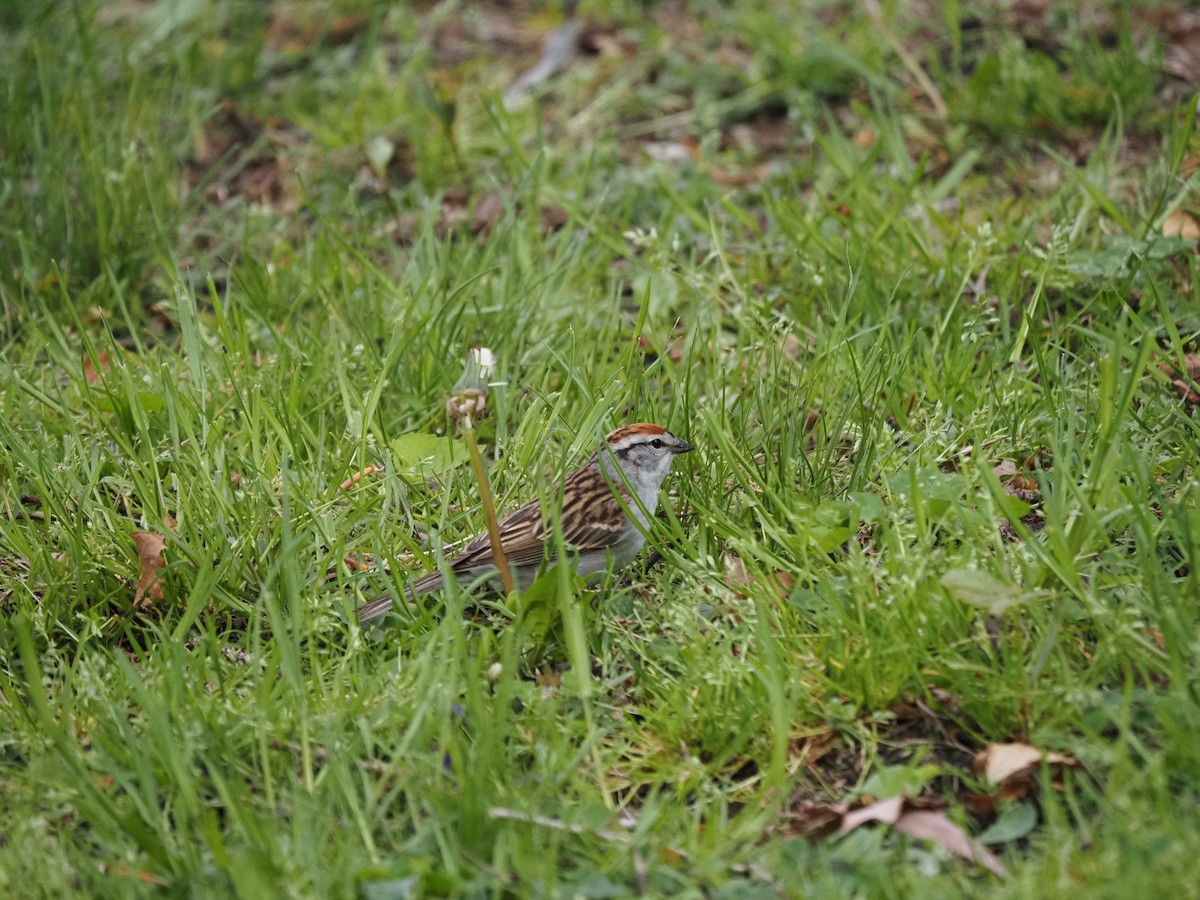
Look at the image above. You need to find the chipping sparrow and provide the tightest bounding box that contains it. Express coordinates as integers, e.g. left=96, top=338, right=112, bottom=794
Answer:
left=356, top=423, right=693, bottom=622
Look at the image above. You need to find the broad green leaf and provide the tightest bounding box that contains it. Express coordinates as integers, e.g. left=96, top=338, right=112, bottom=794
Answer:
left=858, top=763, right=941, bottom=801
left=849, top=490, right=885, bottom=523
left=979, top=802, right=1039, bottom=845
left=388, top=433, right=469, bottom=477
left=940, top=568, right=1027, bottom=614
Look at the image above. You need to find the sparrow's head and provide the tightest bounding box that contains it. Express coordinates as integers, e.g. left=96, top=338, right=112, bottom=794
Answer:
left=604, top=422, right=694, bottom=491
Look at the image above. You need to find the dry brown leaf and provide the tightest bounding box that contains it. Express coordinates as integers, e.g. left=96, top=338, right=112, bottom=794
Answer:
left=710, top=163, right=770, bottom=188
left=720, top=112, right=796, bottom=158
left=131, top=531, right=168, bottom=609
left=539, top=204, right=569, bottom=235
left=1138, top=6, right=1200, bottom=82
left=971, top=742, right=1079, bottom=808
left=327, top=14, right=370, bottom=46
left=991, top=457, right=1042, bottom=503
left=992, top=460, right=1020, bottom=479
left=852, top=128, right=876, bottom=148
left=84, top=351, right=111, bottom=384
left=1006, top=475, right=1041, bottom=498
left=1162, top=209, right=1200, bottom=241
left=722, top=553, right=793, bottom=599
left=185, top=100, right=302, bottom=214
left=773, top=571, right=796, bottom=594
left=723, top=553, right=749, bottom=595
left=974, top=741, right=1077, bottom=786
left=637, top=334, right=688, bottom=364
left=1160, top=355, right=1200, bottom=405
left=784, top=800, right=850, bottom=839
left=974, top=742, right=1041, bottom=784
left=580, top=24, right=630, bottom=57
left=838, top=796, right=1006, bottom=877
left=472, top=190, right=507, bottom=236
left=1169, top=378, right=1200, bottom=405
left=837, top=795, right=907, bottom=833
left=3, top=494, right=45, bottom=522
left=892, top=809, right=1007, bottom=877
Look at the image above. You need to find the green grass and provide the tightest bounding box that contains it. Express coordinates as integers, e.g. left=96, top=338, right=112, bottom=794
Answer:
left=2, top=0, right=1199, bottom=895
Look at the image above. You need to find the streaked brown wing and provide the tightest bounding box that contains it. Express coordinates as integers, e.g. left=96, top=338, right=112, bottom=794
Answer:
left=558, top=484, right=629, bottom=550
left=444, top=469, right=629, bottom=572
left=446, top=498, right=549, bottom=572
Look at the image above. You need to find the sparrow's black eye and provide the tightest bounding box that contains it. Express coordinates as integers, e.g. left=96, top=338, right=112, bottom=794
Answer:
left=650, top=439, right=664, bottom=449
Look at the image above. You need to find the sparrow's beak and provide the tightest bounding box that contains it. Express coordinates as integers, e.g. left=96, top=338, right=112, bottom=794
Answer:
left=673, top=439, right=695, bottom=455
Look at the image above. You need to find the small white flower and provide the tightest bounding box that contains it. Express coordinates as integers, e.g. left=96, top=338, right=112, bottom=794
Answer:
left=622, top=227, right=659, bottom=248
left=471, top=347, right=495, bottom=380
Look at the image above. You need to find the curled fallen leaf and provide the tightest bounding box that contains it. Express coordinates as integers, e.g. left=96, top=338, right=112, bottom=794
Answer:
left=84, top=351, right=111, bottom=383
left=837, top=794, right=907, bottom=834
left=131, top=531, right=168, bottom=609
left=992, top=460, right=1020, bottom=479
left=471, top=189, right=507, bottom=236
left=723, top=553, right=749, bottom=592
left=722, top=553, right=794, bottom=599
left=891, top=808, right=1007, bottom=877
left=1160, top=355, right=1200, bottom=405
left=837, top=796, right=1006, bottom=878
left=1169, top=379, right=1200, bottom=405
left=974, top=741, right=1078, bottom=786
left=1162, top=208, right=1200, bottom=241
left=992, top=459, right=1042, bottom=500
left=782, top=800, right=849, bottom=839
left=539, top=204, right=569, bottom=235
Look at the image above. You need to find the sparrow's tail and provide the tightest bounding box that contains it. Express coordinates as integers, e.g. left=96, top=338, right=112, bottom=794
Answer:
left=355, top=571, right=443, bottom=623
left=355, top=593, right=396, bottom=623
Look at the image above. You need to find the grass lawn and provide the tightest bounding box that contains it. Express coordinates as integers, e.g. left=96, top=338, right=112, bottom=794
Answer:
left=2, top=0, right=1199, bottom=895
